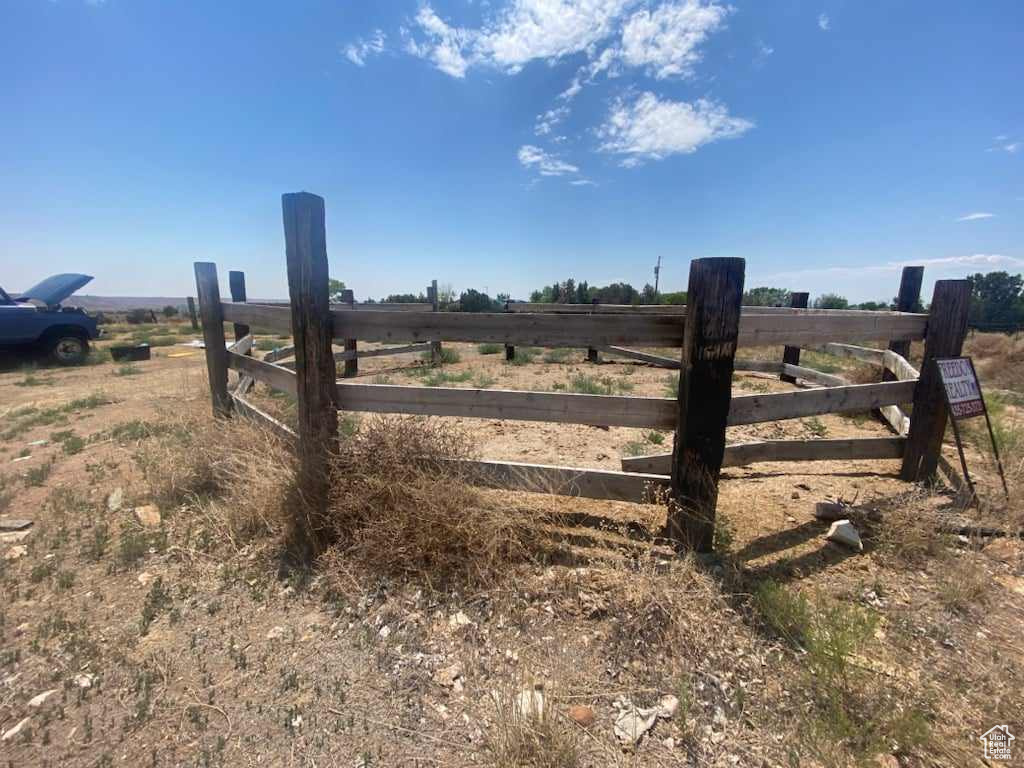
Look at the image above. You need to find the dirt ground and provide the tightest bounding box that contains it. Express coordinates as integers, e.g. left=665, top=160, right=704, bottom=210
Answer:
left=1, top=324, right=1022, bottom=767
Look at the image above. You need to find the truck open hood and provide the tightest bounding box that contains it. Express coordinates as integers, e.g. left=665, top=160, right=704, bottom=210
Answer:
left=17, top=274, right=93, bottom=306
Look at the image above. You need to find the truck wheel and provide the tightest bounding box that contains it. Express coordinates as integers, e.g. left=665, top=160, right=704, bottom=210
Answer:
left=49, top=335, right=89, bottom=365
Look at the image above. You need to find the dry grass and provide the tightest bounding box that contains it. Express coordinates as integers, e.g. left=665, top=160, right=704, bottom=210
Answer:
left=136, top=408, right=294, bottom=549
left=323, top=416, right=552, bottom=588
left=965, top=331, right=1024, bottom=391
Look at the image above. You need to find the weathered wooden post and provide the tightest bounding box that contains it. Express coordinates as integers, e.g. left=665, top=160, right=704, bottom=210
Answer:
left=228, top=270, right=250, bottom=346
left=340, top=288, right=358, bottom=378
left=587, top=299, right=601, bottom=363
left=429, top=279, right=443, bottom=365
left=779, top=291, right=809, bottom=383
left=282, top=192, right=339, bottom=556
left=187, top=296, right=199, bottom=330
left=900, top=279, right=970, bottom=482
left=504, top=299, right=515, bottom=361
left=883, top=266, right=924, bottom=382
left=666, top=258, right=745, bottom=552
left=193, top=263, right=231, bottom=417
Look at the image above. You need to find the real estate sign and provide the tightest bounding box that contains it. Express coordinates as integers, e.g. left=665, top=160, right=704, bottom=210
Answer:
left=936, top=357, right=985, bottom=420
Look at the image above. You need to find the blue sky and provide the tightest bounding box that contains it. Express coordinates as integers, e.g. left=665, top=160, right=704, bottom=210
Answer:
left=1, top=0, right=1021, bottom=303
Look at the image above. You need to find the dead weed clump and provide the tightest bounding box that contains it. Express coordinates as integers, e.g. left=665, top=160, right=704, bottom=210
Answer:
left=323, top=416, right=547, bottom=586
left=136, top=407, right=294, bottom=547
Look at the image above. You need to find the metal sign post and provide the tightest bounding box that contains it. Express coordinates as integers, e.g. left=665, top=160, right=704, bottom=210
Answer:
left=935, top=356, right=1010, bottom=501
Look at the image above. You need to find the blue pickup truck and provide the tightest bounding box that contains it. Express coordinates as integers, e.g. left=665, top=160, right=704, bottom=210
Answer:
left=0, top=274, right=101, bottom=365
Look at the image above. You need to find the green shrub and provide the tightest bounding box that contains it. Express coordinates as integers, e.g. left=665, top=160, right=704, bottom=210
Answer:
left=477, top=343, right=503, bottom=355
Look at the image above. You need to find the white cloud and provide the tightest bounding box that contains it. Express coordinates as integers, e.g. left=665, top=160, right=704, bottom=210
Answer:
left=956, top=212, right=995, bottom=222
left=405, top=6, right=474, bottom=78
left=535, top=105, right=570, bottom=135
left=344, top=29, right=387, bottom=67
left=517, top=144, right=579, bottom=176
left=597, top=92, right=753, bottom=164
left=619, top=0, right=729, bottom=79
left=478, top=0, right=634, bottom=71
left=985, top=136, right=1020, bottom=154
left=570, top=179, right=596, bottom=186
left=817, top=13, right=830, bottom=31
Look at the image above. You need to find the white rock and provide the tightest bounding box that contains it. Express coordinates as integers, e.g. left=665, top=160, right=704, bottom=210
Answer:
left=137, top=572, right=154, bottom=587
left=4, top=545, right=27, bottom=561
left=28, top=689, right=58, bottom=708
left=658, top=695, right=679, bottom=718
left=107, top=487, right=124, bottom=513
left=73, top=673, right=96, bottom=689
left=1, top=717, right=30, bottom=741
left=266, top=626, right=286, bottom=641
left=378, top=625, right=391, bottom=639
left=433, top=662, right=463, bottom=688
left=826, top=519, right=863, bottom=551
left=514, top=688, right=545, bottom=720
left=449, top=611, right=473, bottom=629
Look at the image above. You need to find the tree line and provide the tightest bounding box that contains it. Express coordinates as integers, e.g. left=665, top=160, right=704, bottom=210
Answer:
left=328, top=271, right=1024, bottom=329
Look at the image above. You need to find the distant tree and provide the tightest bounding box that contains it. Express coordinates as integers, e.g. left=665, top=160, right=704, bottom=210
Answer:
left=328, top=278, right=347, bottom=303
left=660, top=291, right=687, bottom=305
left=437, top=283, right=457, bottom=306
left=640, top=283, right=658, bottom=304
left=854, top=300, right=890, bottom=311
left=126, top=308, right=150, bottom=324
left=529, top=289, right=545, bottom=302
left=385, top=293, right=426, bottom=303
left=967, top=271, right=1024, bottom=328
left=495, top=292, right=510, bottom=307
left=458, top=288, right=500, bottom=313
left=814, top=293, right=849, bottom=309
left=162, top=305, right=179, bottom=317
left=593, top=282, right=637, bottom=305
left=561, top=278, right=576, bottom=303
left=551, top=281, right=562, bottom=303
left=576, top=280, right=591, bottom=304
left=743, top=286, right=791, bottom=307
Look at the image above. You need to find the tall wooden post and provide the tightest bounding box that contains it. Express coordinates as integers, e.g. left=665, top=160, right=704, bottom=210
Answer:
left=193, top=263, right=231, bottom=417
left=504, top=299, right=515, bottom=361
left=228, top=270, right=250, bottom=346
left=187, top=296, right=199, bottom=330
left=900, top=280, right=970, bottom=482
left=780, top=291, right=809, bottom=383
left=340, top=288, right=358, bottom=378
left=666, top=258, right=745, bottom=552
left=884, top=266, right=924, bottom=381
left=429, top=280, right=443, bottom=365
left=587, top=298, right=600, bottom=363
left=282, top=192, right=339, bottom=556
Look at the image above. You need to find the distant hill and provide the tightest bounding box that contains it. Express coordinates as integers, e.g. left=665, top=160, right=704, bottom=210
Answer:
left=70, top=296, right=286, bottom=312
left=72, top=295, right=189, bottom=312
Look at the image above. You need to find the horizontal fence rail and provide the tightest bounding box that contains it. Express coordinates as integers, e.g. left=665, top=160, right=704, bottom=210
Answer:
left=335, top=383, right=676, bottom=429
left=728, top=380, right=916, bottom=425
left=227, top=354, right=915, bottom=430
left=452, top=459, right=667, bottom=503
left=221, top=302, right=928, bottom=349
left=621, top=436, right=908, bottom=474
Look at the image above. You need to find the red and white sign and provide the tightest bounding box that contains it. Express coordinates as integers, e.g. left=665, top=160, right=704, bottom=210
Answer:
left=936, top=357, right=984, bottom=419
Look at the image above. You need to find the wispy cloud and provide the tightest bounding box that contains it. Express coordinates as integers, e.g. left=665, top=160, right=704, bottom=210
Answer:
left=359, top=1, right=747, bottom=172
left=344, top=30, right=386, bottom=67
left=619, top=0, right=730, bottom=80
left=987, top=138, right=1020, bottom=154
left=517, top=144, right=579, bottom=176
left=817, top=13, right=830, bottom=30
left=955, top=212, right=995, bottom=222
left=597, top=92, right=753, bottom=166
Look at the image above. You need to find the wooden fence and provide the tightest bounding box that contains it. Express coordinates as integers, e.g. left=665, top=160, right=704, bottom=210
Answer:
left=194, top=192, right=970, bottom=554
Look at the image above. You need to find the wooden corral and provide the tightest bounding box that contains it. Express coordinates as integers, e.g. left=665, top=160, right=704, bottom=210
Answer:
left=195, top=192, right=969, bottom=555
